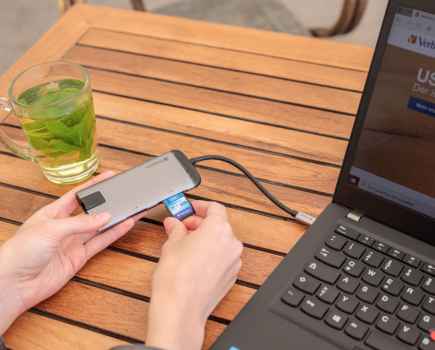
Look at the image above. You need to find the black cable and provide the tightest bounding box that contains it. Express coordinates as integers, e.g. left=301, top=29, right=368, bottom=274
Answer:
left=190, top=155, right=316, bottom=225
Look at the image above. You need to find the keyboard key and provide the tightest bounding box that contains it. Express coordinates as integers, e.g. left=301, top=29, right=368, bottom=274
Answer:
left=376, top=314, right=400, bottom=335
left=337, top=275, right=359, bottom=294
left=326, top=234, right=347, bottom=251
left=418, top=314, right=435, bottom=332
left=316, top=247, right=346, bottom=268
left=345, top=319, right=368, bottom=340
left=305, top=261, right=340, bottom=284
left=362, top=268, right=384, bottom=287
left=301, top=297, right=328, bottom=320
left=404, top=254, right=421, bottom=268
left=343, top=259, right=365, bottom=278
left=377, top=293, right=400, bottom=314
left=317, top=285, right=339, bottom=304
left=423, top=296, right=435, bottom=314
left=402, top=286, right=425, bottom=306
left=337, top=294, right=359, bottom=314
left=366, top=330, right=410, bottom=350
left=382, top=277, right=404, bottom=296
left=325, top=309, right=348, bottom=330
left=418, top=336, right=435, bottom=350
left=423, top=277, right=435, bottom=295
left=344, top=242, right=366, bottom=259
left=388, top=248, right=405, bottom=260
left=422, top=263, right=435, bottom=277
left=356, top=284, right=379, bottom=304
left=281, top=287, right=304, bottom=307
left=397, top=324, right=420, bottom=345
left=359, top=234, right=375, bottom=246
left=402, top=267, right=424, bottom=286
left=293, top=274, right=320, bottom=295
left=356, top=304, right=379, bottom=324
left=373, top=241, right=390, bottom=253
left=382, top=259, right=403, bottom=277
left=397, top=303, right=420, bottom=324
left=335, top=225, right=359, bottom=240
left=362, top=250, right=384, bottom=268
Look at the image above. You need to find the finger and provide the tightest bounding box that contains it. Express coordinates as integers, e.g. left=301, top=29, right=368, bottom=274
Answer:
left=48, top=212, right=111, bottom=240
left=85, top=218, right=135, bottom=259
left=163, top=217, right=188, bottom=241
left=77, top=230, right=99, bottom=244
left=191, top=201, right=228, bottom=220
left=190, top=201, right=212, bottom=218
left=182, top=215, right=203, bottom=231
left=46, top=171, right=116, bottom=218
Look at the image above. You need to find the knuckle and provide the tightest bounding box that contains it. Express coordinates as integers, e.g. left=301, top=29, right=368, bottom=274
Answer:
left=210, top=202, right=226, bottom=216
left=210, top=201, right=225, bottom=211
left=235, top=258, right=243, bottom=272
left=234, top=240, right=244, bottom=256
left=222, top=222, right=233, bottom=235
left=160, top=241, right=172, bottom=256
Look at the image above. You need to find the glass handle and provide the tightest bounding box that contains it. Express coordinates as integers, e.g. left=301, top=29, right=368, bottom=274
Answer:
left=0, top=97, right=33, bottom=161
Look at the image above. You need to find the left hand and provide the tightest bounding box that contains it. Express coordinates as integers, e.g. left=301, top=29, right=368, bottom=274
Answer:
left=0, top=171, right=136, bottom=335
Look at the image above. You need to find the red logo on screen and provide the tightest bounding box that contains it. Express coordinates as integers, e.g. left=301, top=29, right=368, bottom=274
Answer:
left=409, top=35, right=418, bottom=44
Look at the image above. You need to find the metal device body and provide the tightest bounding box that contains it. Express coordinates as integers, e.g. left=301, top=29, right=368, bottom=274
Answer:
left=76, top=150, right=201, bottom=231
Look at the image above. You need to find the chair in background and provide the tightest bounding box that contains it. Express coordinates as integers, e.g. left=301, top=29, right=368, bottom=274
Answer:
left=58, top=0, right=368, bottom=39
left=58, top=0, right=145, bottom=14
left=310, top=0, right=368, bottom=37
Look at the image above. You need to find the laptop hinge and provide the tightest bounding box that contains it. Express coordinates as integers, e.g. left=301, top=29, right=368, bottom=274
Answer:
left=347, top=210, right=364, bottom=222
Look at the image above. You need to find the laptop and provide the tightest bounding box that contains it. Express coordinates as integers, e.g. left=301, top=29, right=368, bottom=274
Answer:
left=211, top=1, right=435, bottom=349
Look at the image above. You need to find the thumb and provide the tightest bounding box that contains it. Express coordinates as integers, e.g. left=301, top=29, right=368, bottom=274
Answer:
left=163, top=217, right=187, bottom=241
left=48, top=212, right=112, bottom=240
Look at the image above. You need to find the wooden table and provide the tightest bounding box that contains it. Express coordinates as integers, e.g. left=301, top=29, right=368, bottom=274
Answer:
left=0, top=5, right=373, bottom=349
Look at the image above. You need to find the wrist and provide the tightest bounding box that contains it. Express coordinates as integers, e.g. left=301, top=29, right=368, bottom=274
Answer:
left=147, top=291, right=205, bottom=350
left=0, top=247, right=25, bottom=335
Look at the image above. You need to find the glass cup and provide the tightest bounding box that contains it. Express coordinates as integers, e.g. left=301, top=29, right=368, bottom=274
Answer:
left=0, top=61, right=98, bottom=184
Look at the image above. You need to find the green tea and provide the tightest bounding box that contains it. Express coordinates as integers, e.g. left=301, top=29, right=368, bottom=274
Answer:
left=17, top=79, right=96, bottom=169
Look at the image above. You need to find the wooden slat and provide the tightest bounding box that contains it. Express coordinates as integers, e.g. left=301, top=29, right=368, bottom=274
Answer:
left=91, top=93, right=344, bottom=192
left=79, top=28, right=367, bottom=92
left=89, top=69, right=348, bottom=167
left=0, top=183, right=283, bottom=287
left=66, top=45, right=361, bottom=115
left=93, top=98, right=342, bottom=195
left=38, top=281, right=224, bottom=349
left=5, top=312, right=126, bottom=350
left=0, top=141, right=305, bottom=254
left=0, top=220, right=255, bottom=321
left=92, top=84, right=353, bottom=141
left=76, top=4, right=373, bottom=71
left=0, top=6, right=89, bottom=95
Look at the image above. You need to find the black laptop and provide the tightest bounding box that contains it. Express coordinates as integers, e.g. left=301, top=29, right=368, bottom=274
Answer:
left=212, top=1, right=435, bottom=349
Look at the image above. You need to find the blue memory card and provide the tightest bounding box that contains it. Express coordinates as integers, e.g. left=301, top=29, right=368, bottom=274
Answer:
left=163, top=193, right=195, bottom=220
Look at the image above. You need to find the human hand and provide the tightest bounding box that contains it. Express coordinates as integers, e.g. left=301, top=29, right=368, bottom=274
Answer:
left=147, top=201, right=243, bottom=350
left=0, top=171, right=136, bottom=335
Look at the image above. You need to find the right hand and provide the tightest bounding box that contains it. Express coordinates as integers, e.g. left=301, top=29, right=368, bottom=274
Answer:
left=147, top=201, right=243, bottom=350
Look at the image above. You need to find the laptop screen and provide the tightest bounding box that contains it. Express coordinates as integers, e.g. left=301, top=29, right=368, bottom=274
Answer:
left=348, top=6, right=435, bottom=219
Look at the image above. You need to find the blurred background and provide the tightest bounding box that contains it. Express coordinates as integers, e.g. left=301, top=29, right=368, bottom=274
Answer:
left=1, top=0, right=388, bottom=74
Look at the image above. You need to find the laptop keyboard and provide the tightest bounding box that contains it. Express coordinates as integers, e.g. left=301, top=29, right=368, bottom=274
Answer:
left=280, top=224, right=435, bottom=349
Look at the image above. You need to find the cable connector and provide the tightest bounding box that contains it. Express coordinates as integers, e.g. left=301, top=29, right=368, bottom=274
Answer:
left=295, top=212, right=317, bottom=226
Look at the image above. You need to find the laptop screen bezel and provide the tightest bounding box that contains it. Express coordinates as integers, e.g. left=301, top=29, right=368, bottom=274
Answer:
left=334, top=0, right=435, bottom=247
